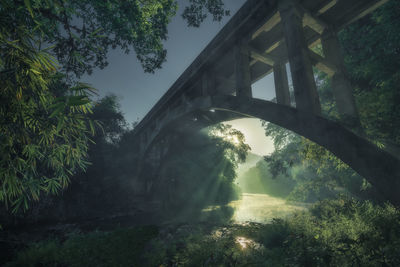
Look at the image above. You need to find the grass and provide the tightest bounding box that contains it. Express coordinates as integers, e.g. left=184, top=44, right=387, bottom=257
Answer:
left=5, top=226, right=158, bottom=267
left=5, top=197, right=400, bottom=266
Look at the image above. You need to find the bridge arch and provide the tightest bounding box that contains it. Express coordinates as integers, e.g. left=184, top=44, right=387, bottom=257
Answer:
left=139, top=95, right=400, bottom=206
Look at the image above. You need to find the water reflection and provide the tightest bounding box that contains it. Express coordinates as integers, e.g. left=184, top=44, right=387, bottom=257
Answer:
left=235, top=236, right=262, bottom=250
left=201, top=193, right=308, bottom=224
left=229, top=193, right=308, bottom=223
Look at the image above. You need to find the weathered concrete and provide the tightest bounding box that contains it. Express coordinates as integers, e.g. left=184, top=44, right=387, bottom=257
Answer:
left=133, top=0, right=386, bottom=137
left=234, top=43, right=252, bottom=98
left=322, top=28, right=360, bottom=126
left=132, top=0, right=396, bottom=203
left=202, top=70, right=217, bottom=96
left=138, top=95, right=400, bottom=206
left=273, top=62, right=291, bottom=105
left=279, top=0, right=321, bottom=114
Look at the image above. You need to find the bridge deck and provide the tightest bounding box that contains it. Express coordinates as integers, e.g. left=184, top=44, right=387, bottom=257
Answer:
left=134, top=0, right=387, bottom=136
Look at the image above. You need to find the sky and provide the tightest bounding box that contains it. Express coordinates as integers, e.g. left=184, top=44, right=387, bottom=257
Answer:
left=82, top=1, right=276, bottom=156
left=223, top=118, right=274, bottom=155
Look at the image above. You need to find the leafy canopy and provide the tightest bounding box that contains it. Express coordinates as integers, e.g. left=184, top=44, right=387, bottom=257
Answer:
left=0, top=0, right=231, bottom=212
left=0, top=0, right=97, bottom=212
left=12, top=0, right=229, bottom=77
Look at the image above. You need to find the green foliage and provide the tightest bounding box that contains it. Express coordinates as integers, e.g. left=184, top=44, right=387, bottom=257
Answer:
left=6, top=199, right=400, bottom=266
left=4, top=0, right=231, bottom=77
left=154, top=124, right=250, bottom=216
left=182, top=0, right=230, bottom=27
left=261, top=124, right=363, bottom=202
left=238, top=159, right=296, bottom=197
left=144, top=223, right=268, bottom=266
left=6, top=226, right=158, bottom=267
left=260, top=1, right=400, bottom=203
left=3, top=0, right=177, bottom=76
left=90, top=94, right=127, bottom=144
left=0, top=0, right=232, bottom=213
left=339, top=0, right=400, bottom=146
left=0, top=13, right=96, bottom=212
left=21, top=94, right=132, bottom=221
left=208, top=124, right=251, bottom=169
left=279, top=198, right=400, bottom=266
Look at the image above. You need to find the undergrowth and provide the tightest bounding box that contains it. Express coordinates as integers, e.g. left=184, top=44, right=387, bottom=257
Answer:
left=6, top=197, right=400, bottom=266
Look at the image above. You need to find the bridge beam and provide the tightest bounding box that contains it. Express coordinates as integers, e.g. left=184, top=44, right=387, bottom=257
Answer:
left=234, top=43, right=252, bottom=98
left=273, top=62, right=291, bottom=106
left=279, top=0, right=321, bottom=115
left=249, top=46, right=276, bottom=66
left=321, top=28, right=361, bottom=126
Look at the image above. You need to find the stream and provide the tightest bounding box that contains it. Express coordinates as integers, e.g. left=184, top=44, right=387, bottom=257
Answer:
left=228, top=193, right=308, bottom=224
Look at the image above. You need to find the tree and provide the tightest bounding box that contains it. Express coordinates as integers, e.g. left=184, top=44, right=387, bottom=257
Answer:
left=0, top=22, right=96, bottom=212
left=262, top=1, right=400, bottom=203
left=154, top=124, right=250, bottom=214
left=339, top=0, right=400, bottom=147
left=7, top=0, right=229, bottom=77
left=1, top=0, right=231, bottom=212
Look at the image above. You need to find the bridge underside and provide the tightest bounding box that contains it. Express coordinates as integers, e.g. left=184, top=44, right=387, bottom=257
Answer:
left=132, top=0, right=398, bottom=204
left=141, top=95, right=400, bottom=206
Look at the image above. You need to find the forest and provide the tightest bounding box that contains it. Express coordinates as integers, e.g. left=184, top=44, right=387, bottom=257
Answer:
left=1, top=0, right=400, bottom=266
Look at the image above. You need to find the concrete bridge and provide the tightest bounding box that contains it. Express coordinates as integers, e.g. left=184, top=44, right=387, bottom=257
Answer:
left=132, top=0, right=400, bottom=205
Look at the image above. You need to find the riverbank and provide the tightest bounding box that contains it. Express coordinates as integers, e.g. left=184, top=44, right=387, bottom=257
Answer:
left=3, top=197, right=400, bottom=266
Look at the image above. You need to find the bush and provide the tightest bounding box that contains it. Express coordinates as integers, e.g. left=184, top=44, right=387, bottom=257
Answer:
left=7, top=198, right=400, bottom=266
left=257, top=197, right=400, bottom=266
left=6, top=226, right=158, bottom=267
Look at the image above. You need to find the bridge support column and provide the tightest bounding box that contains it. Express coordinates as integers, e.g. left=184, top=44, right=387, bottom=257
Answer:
left=138, top=133, right=146, bottom=155
left=279, top=0, right=321, bottom=114
left=202, top=70, right=217, bottom=96
left=322, top=28, right=361, bottom=127
left=234, top=43, right=252, bottom=98
left=273, top=62, right=291, bottom=106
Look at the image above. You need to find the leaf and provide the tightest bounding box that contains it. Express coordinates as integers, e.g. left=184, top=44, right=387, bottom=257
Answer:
left=56, top=117, right=64, bottom=132
left=45, top=179, right=61, bottom=195
left=30, top=68, right=41, bottom=75
left=68, top=97, right=90, bottom=106
left=49, top=104, right=64, bottom=118
left=88, top=120, right=95, bottom=135
left=12, top=195, right=29, bottom=213
left=24, top=0, right=34, bottom=18
left=89, top=28, right=104, bottom=37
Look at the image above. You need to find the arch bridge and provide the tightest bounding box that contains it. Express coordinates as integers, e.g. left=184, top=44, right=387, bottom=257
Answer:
left=132, top=0, right=400, bottom=205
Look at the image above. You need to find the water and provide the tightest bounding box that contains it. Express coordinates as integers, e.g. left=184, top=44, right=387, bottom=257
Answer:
left=228, top=193, right=308, bottom=224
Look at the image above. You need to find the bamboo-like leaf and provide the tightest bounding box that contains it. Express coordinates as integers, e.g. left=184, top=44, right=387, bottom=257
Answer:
left=88, top=120, right=95, bottom=135
left=23, top=0, right=34, bottom=18
left=49, top=104, right=64, bottom=118
left=56, top=117, right=64, bottom=132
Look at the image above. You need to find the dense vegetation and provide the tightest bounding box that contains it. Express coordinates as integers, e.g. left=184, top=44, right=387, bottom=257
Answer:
left=150, top=124, right=250, bottom=220
left=2, top=0, right=400, bottom=266
left=258, top=0, right=400, bottom=204
left=6, top=197, right=400, bottom=266
left=0, top=0, right=230, bottom=212
left=0, top=97, right=251, bottom=226
left=0, top=4, right=96, bottom=212
left=238, top=159, right=296, bottom=198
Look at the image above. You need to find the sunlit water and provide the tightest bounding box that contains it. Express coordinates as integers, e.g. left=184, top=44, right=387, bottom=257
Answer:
left=228, top=193, right=308, bottom=224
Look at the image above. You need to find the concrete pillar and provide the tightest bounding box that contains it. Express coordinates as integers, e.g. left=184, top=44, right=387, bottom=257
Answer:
left=202, top=70, right=217, bottom=96
left=322, top=28, right=360, bottom=126
left=139, top=132, right=146, bottom=155
left=279, top=0, right=321, bottom=114
left=273, top=62, right=291, bottom=105
left=234, top=43, right=252, bottom=98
